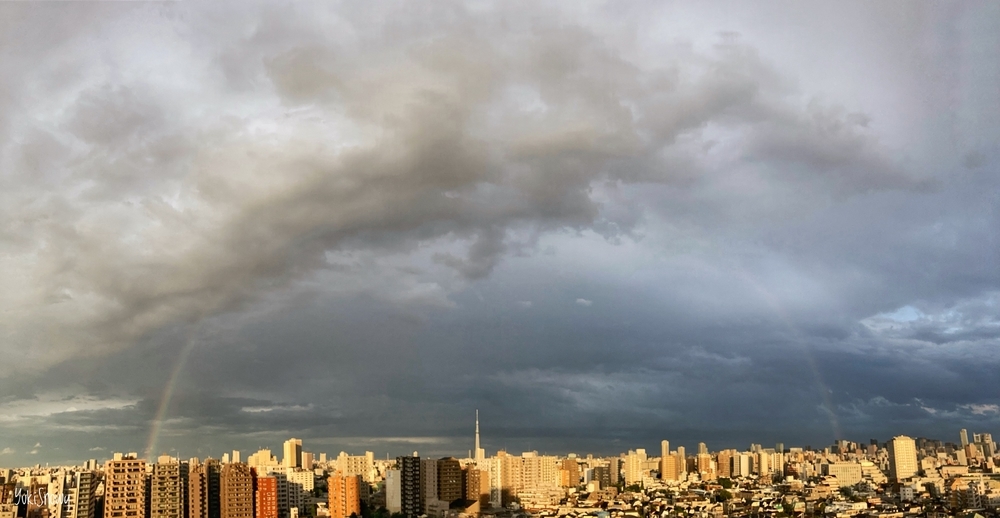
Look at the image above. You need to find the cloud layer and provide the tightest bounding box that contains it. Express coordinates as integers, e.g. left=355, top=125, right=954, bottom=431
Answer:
left=0, top=1, right=998, bottom=465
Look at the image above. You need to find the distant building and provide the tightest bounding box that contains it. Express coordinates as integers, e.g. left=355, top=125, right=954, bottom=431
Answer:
left=623, top=449, right=646, bottom=485
left=821, top=462, right=863, bottom=487
left=888, top=436, right=918, bottom=482
left=283, top=440, right=303, bottom=469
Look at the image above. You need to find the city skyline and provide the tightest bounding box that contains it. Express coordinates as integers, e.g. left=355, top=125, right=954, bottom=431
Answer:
left=0, top=2, right=998, bottom=467
left=2, top=411, right=996, bottom=469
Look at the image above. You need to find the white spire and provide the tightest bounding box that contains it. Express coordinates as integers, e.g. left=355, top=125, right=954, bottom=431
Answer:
left=474, top=409, right=484, bottom=462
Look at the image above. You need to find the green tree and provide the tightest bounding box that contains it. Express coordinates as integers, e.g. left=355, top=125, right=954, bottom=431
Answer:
left=718, top=478, right=733, bottom=490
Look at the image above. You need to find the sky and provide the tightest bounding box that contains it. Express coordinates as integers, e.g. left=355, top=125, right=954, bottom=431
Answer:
left=0, top=1, right=998, bottom=467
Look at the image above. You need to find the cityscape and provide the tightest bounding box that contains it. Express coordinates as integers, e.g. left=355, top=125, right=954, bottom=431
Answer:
left=2, top=4, right=999, bottom=518
left=2, top=416, right=1000, bottom=518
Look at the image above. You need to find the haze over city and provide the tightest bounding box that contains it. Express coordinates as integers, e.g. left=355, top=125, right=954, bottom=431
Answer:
left=0, top=1, right=999, bottom=468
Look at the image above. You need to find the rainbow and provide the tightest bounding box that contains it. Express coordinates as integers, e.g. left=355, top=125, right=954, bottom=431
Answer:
left=145, top=331, right=202, bottom=460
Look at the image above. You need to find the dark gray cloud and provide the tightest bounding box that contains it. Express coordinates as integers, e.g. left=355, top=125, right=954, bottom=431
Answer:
left=0, top=1, right=998, bottom=466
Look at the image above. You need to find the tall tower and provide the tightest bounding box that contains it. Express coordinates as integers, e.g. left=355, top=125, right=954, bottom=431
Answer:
left=474, top=410, right=485, bottom=463
left=960, top=429, right=969, bottom=447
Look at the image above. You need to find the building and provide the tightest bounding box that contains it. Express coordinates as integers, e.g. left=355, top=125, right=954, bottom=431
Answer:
left=559, top=459, right=579, bottom=488
left=623, top=449, right=646, bottom=485
left=285, top=470, right=314, bottom=514
left=396, top=456, right=422, bottom=518
left=255, top=477, right=278, bottom=518
left=189, top=463, right=208, bottom=518
left=248, top=451, right=278, bottom=471
left=220, top=464, right=254, bottom=518
left=661, top=454, right=680, bottom=481
left=821, top=462, right=863, bottom=488
left=334, top=453, right=375, bottom=483
left=327, top=473, right=361, bottom=518
left=659, top=441, right=670, bottom=480
left=283, top=440, right=303, bottom=469
left=150, top=457, right=183, bottom=518
left=104, top=454, right=146, bottom=518
left=69, top=471, right=99, bottom=518
left=384, top=470, right=401, bottom=514
left=888, top=436, right=918, bottom=482
left=436, top=459, right=462, bottom=504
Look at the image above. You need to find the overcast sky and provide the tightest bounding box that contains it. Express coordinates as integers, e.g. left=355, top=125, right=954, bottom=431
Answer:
left=1, top=1, right=998, bottom=466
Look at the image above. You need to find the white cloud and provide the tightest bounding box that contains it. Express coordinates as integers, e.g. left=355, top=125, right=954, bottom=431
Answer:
left=962, top=403, right=1000, bottom=416
left=575, top=298, right=593, bottom=307
left=517, top=300, right=533, bottom=308
left=0, top=447, right=13, bottom=455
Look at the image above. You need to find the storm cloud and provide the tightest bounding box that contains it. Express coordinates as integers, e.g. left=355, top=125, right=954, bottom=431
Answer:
left=0, top=1, right=998, bottom=465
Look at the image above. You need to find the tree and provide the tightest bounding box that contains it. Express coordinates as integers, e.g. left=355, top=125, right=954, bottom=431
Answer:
left=718, top=478, right=733, bottom=490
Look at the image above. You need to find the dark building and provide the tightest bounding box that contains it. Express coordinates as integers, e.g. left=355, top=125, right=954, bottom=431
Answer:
left=592, top=467, right=610, bottom=490
left=436, top=458, right=462, bottom=504
left=188, top=460, right=220, bottom=518
left=395, top=456, right=422, bottom=518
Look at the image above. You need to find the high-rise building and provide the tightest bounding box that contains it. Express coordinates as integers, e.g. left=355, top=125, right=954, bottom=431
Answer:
left=150, top=457, right=183, bottom=518
left=960, top=429, right=969, bottom=447
left=887, top=436, right=918, bottom=482
left=283, top=440, right=302, bottom=469
left=676, top=447, right=686, bottom=475
left=436, top=459, right=462, bottom=504
left=420, top=459, right=439, bottom=514
left=104, top=454, right=146, bottom=518
left=717, top=450, right=733, bottom=479
left=69, top=471, right=99, bottom=518
left=255, top=477, right=278, bottom=518
left=623, top=449, right=646, bottom=485
left=396, top=455, right=422, bottom=518
left=219, top=464, right=254, bottom=518
left=659, top=441, right=670, bottom=481
left=698, top=443, right=708, bottom=456
left=660, top=454, right=679, bottom=481
left=327, top=473, right=361, bottom=518
left=189, top=463, right=208, bottom=518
